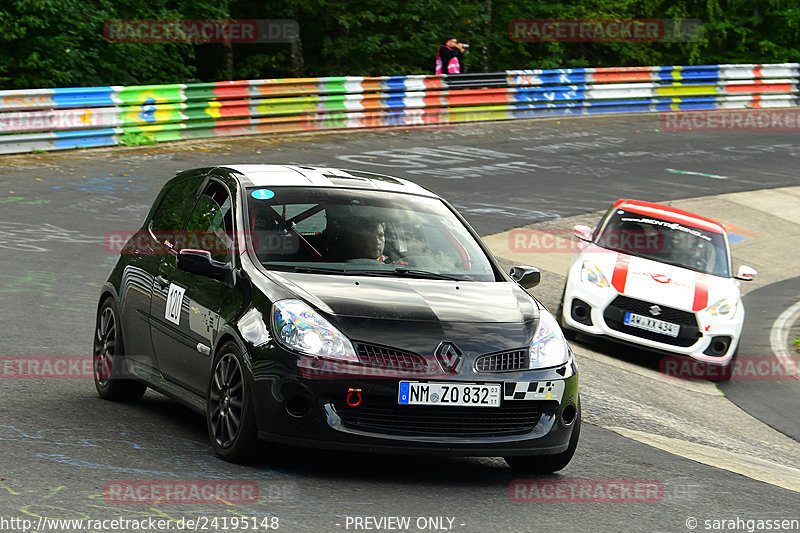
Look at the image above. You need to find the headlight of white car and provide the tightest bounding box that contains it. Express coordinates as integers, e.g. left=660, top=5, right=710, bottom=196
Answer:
left=272, top=300, right=358, bottom=361
left=530, top=309, right=570, bottom=369
left=580, top=260, right=609, bottom=288
left=706, top=297, right=737, bottom=318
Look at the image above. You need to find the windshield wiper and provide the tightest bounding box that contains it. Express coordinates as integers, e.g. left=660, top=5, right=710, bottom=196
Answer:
left=290, top=265, right=347, bottom=274
left=346, top=267, right=464, bottom=281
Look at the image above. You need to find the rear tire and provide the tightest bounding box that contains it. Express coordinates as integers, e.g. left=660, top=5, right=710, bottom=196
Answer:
left=207, top=342, right=259, bottom=462
left=505, top=403, right=581, bottom=473
left=93, top=298, right=147, bottom=402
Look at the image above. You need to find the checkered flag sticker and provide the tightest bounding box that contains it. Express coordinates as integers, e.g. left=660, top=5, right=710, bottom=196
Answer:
left=503, top=380, right=565, bottom=402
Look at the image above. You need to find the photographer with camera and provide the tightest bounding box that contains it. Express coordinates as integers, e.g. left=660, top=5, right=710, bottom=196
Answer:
left=434, top=35, right=467, bottom=75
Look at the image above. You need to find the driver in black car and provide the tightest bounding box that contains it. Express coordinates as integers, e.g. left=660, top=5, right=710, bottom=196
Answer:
left=345, top=219, right=389, bottom=262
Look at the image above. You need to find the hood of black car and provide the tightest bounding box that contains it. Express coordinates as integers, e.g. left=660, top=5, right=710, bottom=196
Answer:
left=271, top=272, right=537, bottom=324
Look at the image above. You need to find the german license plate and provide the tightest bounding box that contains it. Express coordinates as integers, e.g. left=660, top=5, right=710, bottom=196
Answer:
left=398, top=382, right=500, bottom=407
left=624, top=312, right=680, bottom=337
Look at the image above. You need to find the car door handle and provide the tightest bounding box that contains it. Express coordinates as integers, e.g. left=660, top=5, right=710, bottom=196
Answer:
left=156, top=275, right=170, bottom=289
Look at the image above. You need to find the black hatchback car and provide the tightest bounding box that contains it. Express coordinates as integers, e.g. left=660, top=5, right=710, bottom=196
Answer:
left=94, top=165, right=580, bottom=472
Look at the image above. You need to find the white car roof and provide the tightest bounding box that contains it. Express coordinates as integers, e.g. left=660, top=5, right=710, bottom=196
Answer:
left=219, top=165, right=438, bottom=197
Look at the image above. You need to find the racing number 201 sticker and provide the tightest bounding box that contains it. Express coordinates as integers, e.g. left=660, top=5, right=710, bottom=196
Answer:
left=165, top=283, right=186, bottom=325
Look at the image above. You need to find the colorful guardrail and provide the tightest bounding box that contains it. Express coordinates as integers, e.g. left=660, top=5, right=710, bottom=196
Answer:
left=1, top=63, right=798, bottom=154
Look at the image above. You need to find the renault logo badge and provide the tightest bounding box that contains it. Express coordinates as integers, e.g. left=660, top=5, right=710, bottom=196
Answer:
left=434, top=342, right=462, bottom=371
left=649, top=305, right=662, bottom=316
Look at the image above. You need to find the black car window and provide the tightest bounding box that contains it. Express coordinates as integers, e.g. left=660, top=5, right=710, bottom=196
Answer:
left=183, top=181, right=233, bottom=263
left=150, top=175, right=205, bottom=248
left=246, top=187, right=497, bottom=281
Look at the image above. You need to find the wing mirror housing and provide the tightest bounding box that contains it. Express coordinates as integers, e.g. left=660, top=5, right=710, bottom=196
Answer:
left=178, top=249, right=231, bottom=281
left=735, top=265, right=757, bottom=281
left=572, top=224, right=593, bottom=242
left=510, top=266, right=541, bottom=289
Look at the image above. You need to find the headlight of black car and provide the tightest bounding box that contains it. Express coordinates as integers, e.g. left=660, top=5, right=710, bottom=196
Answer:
left=529, top=309, right=570, bottom=369
left=271, top=300, right=359, bottom=362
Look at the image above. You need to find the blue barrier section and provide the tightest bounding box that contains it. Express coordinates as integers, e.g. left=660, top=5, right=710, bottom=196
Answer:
left=51, top=87, right=117, bottom=109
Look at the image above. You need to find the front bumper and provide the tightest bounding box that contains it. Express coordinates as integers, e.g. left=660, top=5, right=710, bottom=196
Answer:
left=561, top=277, right=742, bottom=365
left=247, top=344, right=579, bottom=456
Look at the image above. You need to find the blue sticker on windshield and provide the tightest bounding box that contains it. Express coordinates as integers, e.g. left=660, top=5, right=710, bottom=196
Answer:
left=251, top=189, right=275, bottom=200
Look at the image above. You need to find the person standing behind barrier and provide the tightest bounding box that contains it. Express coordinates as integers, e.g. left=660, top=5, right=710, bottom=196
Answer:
left=435, top=35, right=466, bottom=75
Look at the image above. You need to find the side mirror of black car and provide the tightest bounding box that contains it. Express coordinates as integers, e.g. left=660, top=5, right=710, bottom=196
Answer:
left=510, top=266, right=541, bottom=289
left=178, top=249, right=230, bottom=281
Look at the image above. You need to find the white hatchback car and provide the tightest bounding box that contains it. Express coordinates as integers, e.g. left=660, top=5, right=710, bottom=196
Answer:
left=560, top=199, right=756, bottom=375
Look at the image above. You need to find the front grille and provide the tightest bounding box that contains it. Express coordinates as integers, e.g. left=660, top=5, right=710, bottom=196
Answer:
left=603, top=295, right=699, bottom=347
left=332, top=396, right=543, bottom=437
left=355, top=343, right=427, bottom=372
left=475, top=350, right=528, bottom=372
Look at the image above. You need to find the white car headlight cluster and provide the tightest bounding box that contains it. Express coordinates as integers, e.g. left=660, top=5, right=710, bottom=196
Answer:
left=272, top=300, right=358, bottom=361
left=580, top=260, right=609, bottom=288
left=706, top=297, right=737, bottom=318
left=530, top=309, right=570, bottom=369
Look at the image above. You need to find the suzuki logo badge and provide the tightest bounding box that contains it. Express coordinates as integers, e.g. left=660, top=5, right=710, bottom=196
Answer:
left=434, top=342, right=462, bottom=371
left=649, top=305, right=662, bottom=316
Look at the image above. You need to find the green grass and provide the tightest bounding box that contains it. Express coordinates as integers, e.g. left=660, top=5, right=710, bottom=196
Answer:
left=118, top=132, right=156, bottom=146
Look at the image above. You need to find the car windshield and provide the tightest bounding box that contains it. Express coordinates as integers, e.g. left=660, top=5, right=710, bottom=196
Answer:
left=245, top=187, right=498, bottom=281
left=596, top=209, right=730, bottom=277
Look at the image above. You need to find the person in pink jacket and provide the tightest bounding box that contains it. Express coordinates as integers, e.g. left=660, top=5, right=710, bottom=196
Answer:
left=435, top=35, right=466, bottom=75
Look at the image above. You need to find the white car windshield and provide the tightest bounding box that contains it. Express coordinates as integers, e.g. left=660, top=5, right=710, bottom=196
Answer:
left=245, top=187, right=498, bottom=282
left=596, top=210, right=730, bottom=277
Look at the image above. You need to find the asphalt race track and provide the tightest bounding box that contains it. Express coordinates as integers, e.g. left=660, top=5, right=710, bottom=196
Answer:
left=1, top=114, right=799, bottom=532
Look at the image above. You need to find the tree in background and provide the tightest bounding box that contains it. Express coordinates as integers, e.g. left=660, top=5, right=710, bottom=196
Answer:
left=0, top=0, right=201, bottom=88
left=1, top=0, right=799, bottom=89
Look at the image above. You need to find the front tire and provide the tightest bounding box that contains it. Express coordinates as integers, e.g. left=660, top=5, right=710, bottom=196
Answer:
left=93, top=298, right=147, bottom=402
left=505, top=403, right=581, bottom=473
left=206, top=342, right=259, bottom=462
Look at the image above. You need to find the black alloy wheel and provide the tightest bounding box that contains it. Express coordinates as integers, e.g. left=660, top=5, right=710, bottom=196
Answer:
left=207, top=342, right=258, bottom=462
left=93, top=298, right=147, bottom=401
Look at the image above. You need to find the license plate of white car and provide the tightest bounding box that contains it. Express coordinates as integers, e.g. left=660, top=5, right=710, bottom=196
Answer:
left=398, top=382, right=500, bottom=407
left=624, top=312, right=680, bottom=337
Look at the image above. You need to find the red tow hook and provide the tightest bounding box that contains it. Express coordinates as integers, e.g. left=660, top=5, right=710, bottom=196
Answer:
left=346, top=388, right=362, bottom=407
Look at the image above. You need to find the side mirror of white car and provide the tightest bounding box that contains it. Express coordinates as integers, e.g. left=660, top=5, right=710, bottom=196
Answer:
left=572, top=224, right=593, bottom=242
left=735, top=265, right=757, bottom=281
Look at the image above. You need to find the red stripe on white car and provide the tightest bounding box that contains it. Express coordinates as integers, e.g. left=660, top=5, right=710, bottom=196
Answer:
left=611, top=254, right=630, bottom=293
left=692, top=272, right=708, bottom=311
